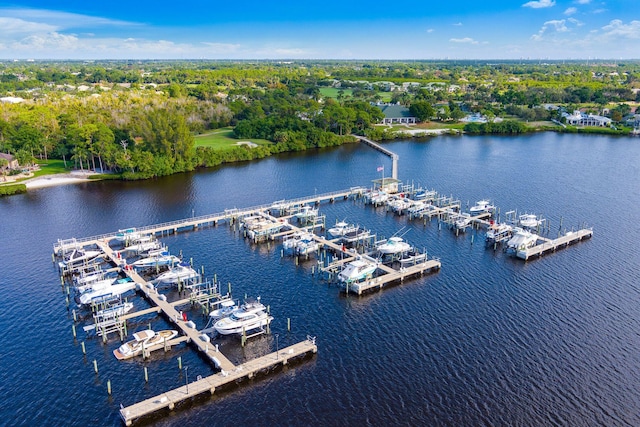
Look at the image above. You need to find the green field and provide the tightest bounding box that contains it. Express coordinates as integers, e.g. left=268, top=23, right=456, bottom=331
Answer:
left=34, top=159, right=70, bottom=176
left=194, top=127, right=273, bottom=150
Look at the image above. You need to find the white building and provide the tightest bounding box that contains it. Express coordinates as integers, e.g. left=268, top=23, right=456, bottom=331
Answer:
left=562, top=110, right=612, bottom=127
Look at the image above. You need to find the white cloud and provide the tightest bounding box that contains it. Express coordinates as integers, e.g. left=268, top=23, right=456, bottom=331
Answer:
left=0, top=17, right=58, bottom=35
left=523, top=0, right=556, bottom=9
left=564, top=7, right=577, bottom=15
left=450, top=37, right=479, bottom=44
left=426, top=28, right=435, bottom=33
left=575, top=0, right=590, bottom=4
left=531, top=19, right=569, bottom=40
left=567, top=18, right=583, bottom=26
left=0, top=8, right=139, bottom=29
left=600, top=20, right=640, bottom=39
left=453, top=22, right=463, bottom=26
left=11, top=32, right=80, bottom=52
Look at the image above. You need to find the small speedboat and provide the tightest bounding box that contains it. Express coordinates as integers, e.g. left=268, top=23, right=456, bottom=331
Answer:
left=454, top=213, right=472, bottom=230
left=338, top=258, right=378, bottom=284
left=486, top=223, right=513, bottom=243
left=213, top=299, right=273, bottom=335
left=376, top=236, right=412, bottom=255
left=519, top=214, right=543, bottom=229
left=469, top=200, right=495, bottom=215
left=399, top=249, right=428, bottom=266
left=294, top=205, right=318, bottom=220
left=114, top=228, right=140, bottom=243
left=58, top=248, right=102, bottom=269
left=209, top=300, right=237, bottom=321
left=327, top=221, right=359, bottom=238
left=131, top=251, right=181, bottom=269
left=113, top=329, right=178, bottom=360
left=96, top=301, right=134, bottom=318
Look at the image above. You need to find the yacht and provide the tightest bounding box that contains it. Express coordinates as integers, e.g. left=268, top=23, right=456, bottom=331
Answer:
left=486, top=223, right=513, bottom=243
left=376, top=236, right=412, bottom=255
left=506, top=227, right=539, bottom=253
left=338, top=258, right=378, bottom=284
left=469, top=200, right=495, bottom=215
left=131, top=251, right=181, bottom=269
left=213, top=299, right=273, bottom=335
left=77, top=277, right=136, bottom=306
left=113, top=329, right=178, bottom=360
left=154, top=262, right=199, bottom=284
left=327, top=221, right=359, bottom=238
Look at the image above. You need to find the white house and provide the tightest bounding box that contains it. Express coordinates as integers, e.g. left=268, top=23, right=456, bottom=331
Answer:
left=562, top=110, right=612, bottom=127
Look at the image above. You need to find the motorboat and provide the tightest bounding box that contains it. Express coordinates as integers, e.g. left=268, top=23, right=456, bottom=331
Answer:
left=294, top=205, right=319, bottom=221
left=77, top=277, right=136, bottom=306
left=154, top=262, right=200, bottom=284
left=519, top=214, right=543, bottom=229
left=113, top=329, right=178, bottom=360
left=295, top=235, right=319, bottom=256
left=407, top=201, right=430, bottom=216
left=117, top=239, right=161, bottom=254
left=209, top=299, right=237, bottom=321
left=114, top=228, right=141, bottom=243
left=368, top=191, right=389, bottom=205
left=77, top=276, right=120, bottom=294
left=506, top=227, right=539, bottom=253
left=454, top=213, right=472, bottom=230
left=131, top=251, right=181, bottom=269
left=283, top=231, right=314, bottom=251
left=399, top=248, right=428, bottom=266
left=486, top=223, right=513, bottom=243
left=96, top=301, right=134, bottom=318
left=58, top=248, right=102, bottom=269
left=388, top=198, right=412, bottom=215
left=74, top=269, right=106, bottom=287
left=376, top=236, right=412, bottom=255
left=327, top=221, right=359, bottom=238
left=338, top=258, right=378, bottom=284
left=213, top=298, right=273, bottom=335
left=469, top=199, right=495, bottom=215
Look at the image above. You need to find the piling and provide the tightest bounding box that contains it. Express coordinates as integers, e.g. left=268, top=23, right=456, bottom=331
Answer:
left=93, top=359, right=98, bottom=374
left=72, top=324, right=77, bottom=338
left=81, top=341, right=86, bottom=355
left=178, top=356, right=182, bottom=370
left=144, top=367, right=148, bottom=383
left=107, top=380, right=111, bottom=395
left=287, top=318, right=291, bottom=332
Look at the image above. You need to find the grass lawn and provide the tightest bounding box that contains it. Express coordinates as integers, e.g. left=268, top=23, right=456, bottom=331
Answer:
left=33, top=159, right=70, bottom=177
left=194, top=127, right=273, bottom=150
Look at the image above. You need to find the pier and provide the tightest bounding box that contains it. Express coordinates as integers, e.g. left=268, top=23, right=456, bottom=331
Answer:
left=517, top=228, right=593, bottom=260
left=355, top=136, right=399, bottom=180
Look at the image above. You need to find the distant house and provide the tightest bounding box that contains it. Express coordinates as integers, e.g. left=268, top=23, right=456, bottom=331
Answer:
left=624, top=114, right=640, bottom=128
left=376, top=104, right=416, bottom=125
left=0, top=153, right=18, bottom=169
left=562, top=110, right=612, bottom=127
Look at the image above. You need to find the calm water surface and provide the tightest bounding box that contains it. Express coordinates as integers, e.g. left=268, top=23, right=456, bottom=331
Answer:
left=1, top=132, right=639, bottom=426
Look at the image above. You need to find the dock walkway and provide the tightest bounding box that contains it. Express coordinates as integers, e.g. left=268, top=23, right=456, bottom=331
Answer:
left=518, top=228, right=593, bottom=260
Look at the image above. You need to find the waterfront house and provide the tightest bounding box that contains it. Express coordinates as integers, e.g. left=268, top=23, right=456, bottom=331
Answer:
left=0, top=153, right=18, bottom=170
left=376, top=104, right=416, bottom=125
left=562, top=110, right=612, bottom=127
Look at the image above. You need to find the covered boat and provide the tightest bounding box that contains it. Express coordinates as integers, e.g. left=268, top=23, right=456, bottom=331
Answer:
left=213, top=299, right=273, bottom=335
left=506, top=227, right=539, bottom=253
left=338, top=258, right=378, bottom=284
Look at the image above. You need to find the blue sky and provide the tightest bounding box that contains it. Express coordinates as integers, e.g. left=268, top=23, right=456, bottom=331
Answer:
left=0, top=1, right=637, bottom=59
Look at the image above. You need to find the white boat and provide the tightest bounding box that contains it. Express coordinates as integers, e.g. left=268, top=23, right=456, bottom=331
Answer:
left=368, top=191, right=389, bottom=205
left=213, top=299, right=273, bottom=335
left=209, top=300, right=237, bottom=321
left=376, top=236, right=412, bottom=255
left=294, top=205, right=318, bottom=220
left=283, top=231, right=314, bottom=251
left=295, top=235, right=319, bottom=255
left=77, top=277, right=136, bottom=306
left=486, top=223, right=513, bottom=243
left=388, top=198, right=412, bottom=215
left=58, top=248, right=102, bottom=268
left=77, top=276, right=119, bottom=294
left=338, top=258, right=378, bottom=284
left=327, top=221, right=359, bottom=238
left=454, top=213, right=472, bottom=230
left=154, top=262, right=200, bottom=284
left=74, top=269, right=106, bottom=287
left=113, top=329, right=178, bottom=360
left=114, top=228, right=141, bottom=242
left=118, top=239, right=161, bottom=254
left=506, top=227, right=539, bottom=253
left=96, top=301, right=134, bottom=318
left=398, top=248, right=428, bottom=266
left=469, top=200, right=495, bottom=215
left=519, top=214, right=543, bottom=229
left=407, top=201, right=430, bottom=216
left=131, top=251, right=181, bottom=269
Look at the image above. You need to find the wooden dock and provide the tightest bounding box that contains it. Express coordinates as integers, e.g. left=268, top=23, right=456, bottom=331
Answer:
left=517, top=228, right=593, bottom=260
left=119, top=338, right=317, bottom=426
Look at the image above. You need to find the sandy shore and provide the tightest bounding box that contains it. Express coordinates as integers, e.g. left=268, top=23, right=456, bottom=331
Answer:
left=23, top=172, right=96, bottom=189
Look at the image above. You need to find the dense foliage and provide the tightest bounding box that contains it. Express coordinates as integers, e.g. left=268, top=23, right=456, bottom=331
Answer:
left=0, top=59, right=637, bottom=181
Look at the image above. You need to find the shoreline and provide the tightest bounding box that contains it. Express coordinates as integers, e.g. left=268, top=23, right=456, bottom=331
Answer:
left=23, top=172, right=97, bottom=189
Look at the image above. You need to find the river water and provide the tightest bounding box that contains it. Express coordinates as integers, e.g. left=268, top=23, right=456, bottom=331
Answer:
left=1, top=132, right=639, bottom=426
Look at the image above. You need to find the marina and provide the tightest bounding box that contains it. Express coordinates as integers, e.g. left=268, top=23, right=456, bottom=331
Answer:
left=6, top=132, right=630, bottom=427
